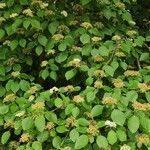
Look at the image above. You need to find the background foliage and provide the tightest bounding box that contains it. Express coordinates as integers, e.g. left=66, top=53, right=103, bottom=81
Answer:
left=0, top=0, right=150, bottom=149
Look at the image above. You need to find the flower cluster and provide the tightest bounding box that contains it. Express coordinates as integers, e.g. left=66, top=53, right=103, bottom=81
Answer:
left=102, top=96, right=117, bottom=105
left=69, top=58, right=82, bottom=67
left=19, top=133, right=31, bottom=143
left=138, top=83, right=150, bottom=92
left=41, top=60, right=48, bottom=67
left=105, top=120, right=116, bottom=128
left=136, top=134, right=150, bottom=146
left=32, top=102, right=45, bottom=110
left=120, top=144, right=131, bottom=150
left=94, top=80, right=103, bottom=89
left=3, top=94, right=16, bottom=103
left=45, top=122, right=55, bottom=130
left=80, top=22, right=93, bottom=29
left=112, top=78, right=124, bottom=88
left=87, top=124, right=99, bottom=136
left=52, top=34, right=64, bottom=41
left=93, top=70, right=106, bottom=78
left=124, top=70, right=139, bottom=77
left=66, top=116, right=77, bottom=127
left=23, top=8, right=33, bottom=17
left=132, top=101, right=150, bottom=111
left=73, top=95, right=84, bottom=104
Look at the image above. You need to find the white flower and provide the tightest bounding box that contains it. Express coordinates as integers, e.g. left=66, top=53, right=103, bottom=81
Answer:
left=61, top=10, right=68, bottom=17
left=10, top=13, right=18, bottom=18
left=0, top=3, right=6, bottom=9
left=120, top=144, right=131, bottom=150
left=15, top=111, right=25, bottom=117
left=28, top=95, right=35, bottom=102
left=23, top=8, right=33, bottom=17
left=50, top=87, right=59, bottom=94
left=105, top=120, right=117, bottom=128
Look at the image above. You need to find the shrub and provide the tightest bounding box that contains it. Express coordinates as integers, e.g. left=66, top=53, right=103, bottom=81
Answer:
left=0, top=0, right=150, bottom=149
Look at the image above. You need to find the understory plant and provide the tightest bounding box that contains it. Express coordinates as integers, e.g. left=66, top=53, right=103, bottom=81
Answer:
left=0, top=0, right=150, bottom=149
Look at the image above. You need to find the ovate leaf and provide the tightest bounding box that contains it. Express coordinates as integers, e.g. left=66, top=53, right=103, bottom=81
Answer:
left=75, top=135, right=88, bottom=149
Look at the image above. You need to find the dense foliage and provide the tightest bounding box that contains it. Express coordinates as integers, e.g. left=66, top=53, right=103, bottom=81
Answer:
left=0, top=0, right=150, bottom=149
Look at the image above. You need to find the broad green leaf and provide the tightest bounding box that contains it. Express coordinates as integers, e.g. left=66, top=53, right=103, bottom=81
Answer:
left=35, top=46, right=43, bottom=56
left=56, top=125, right=68, bottom=133
left=126, top=91, right=138, bottom=102
left=104, top=65, right=114, bottom=77
left=19, top=39, right=26, bottom=48
left=69, top=129, right=79, bottom=142
left=20, top=80, right=30, bottom=91
left=116, top=129, right=127, bottom=142
left=31, top=19, right=41, bottom=29
left=75, top=135, right=88, bottom=149
left=65, top=69, right=77, bottom=80
left=111, top=109, right=126, bottom=126
left=77, top=118, right=89, bottom=126
left=140, top=53, right=149, bottom=61
left=91, top=105, right=103, bottom=117
left=140, top=117, right=150, bottom=132
left=107, top=130, right=117, bottom=145
left=32, top=141, right=42, bottom=150
left=58, top=43, right=67, bottom=51
left=10, top=40, right=18, bottom=50
left=38, top=35, right=48, bottom=46
left=96, top=135, right=108, bottom=149
left=37, top=131, right=49, bottom=142
left=52, top=136, right=61, bottom=149
left=0, top=86, right=6, bottom=97
left=50, top=71, right=57, bottom=81
left=80, top=34, right=90, bottom=44
left=41, top=69, right=49, bottom=80
left=0, top=105, right=9, bottom=114
left=55, top=52, right=68, bottom=63
left=35, top=115, right=45, bottom=132
left=128, top=115, right=139, bottom=133
left=0, top=29, right=5, bottom=39
left=72, top=107, right=80, bottom=117
left=54, top=98, right=63, bottom=108
left=1, top=131, right=11, bottom=144
left=0, top=65, right=5, bottom=76
left=48, top=21, right=59, bottom=35
left=22, top=117, right=34, bottom=130
left=45, top=112, right=57, bottom=123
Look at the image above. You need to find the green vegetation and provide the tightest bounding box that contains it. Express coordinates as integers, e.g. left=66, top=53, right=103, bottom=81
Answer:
left=0, top=0, right=150, bottom=149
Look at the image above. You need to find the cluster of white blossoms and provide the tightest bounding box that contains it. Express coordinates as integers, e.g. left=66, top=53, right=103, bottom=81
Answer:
left=120, top=144, right=131, bottom=150
left=61, top=10, right=68, bottom=17
left=23, top=8, right=33, bottom=17
left=0, top=3, right=6, bottom=9
left=105, top=120, right=117, bottom=128
left=49, top=87, right=59, bottom=94
left=41, top=60, right=48, bottom=67
left=10, top=13, right=19, bottom=18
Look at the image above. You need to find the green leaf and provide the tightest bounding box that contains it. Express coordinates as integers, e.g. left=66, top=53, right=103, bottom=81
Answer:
left=72, top=107, right=80, bottom=117
left=140, top=53, right=149, bottom=61
left=55, top=52, right=68, bottom=63
left=37, top=131, right=49, bottom=142
left=20, top=80, right=30, bottom=91
left=104, top=65, right=114, bottom=77
left=32, top=141, right=42, bottom=150
left=35, top=115, right=45, bottom=132
left=41, top=69, right=49, bottom=80
left=140, top=117, right=150, bottom=132
left=86, top=90, right=96, bottom=102
left=0, top=29, right=5, bottom=39
left=31, top=19, right=41, bottom=29
left=58, top=43, right=67, bottom=51
left=36, top=46, right=43, bottom=56
left=80, top=34, right=90, bottom=44
left=56, top=125, right=68, bottom=133
left=111, top=109, right=126, bottom=126
left=48, top=21, right=59, bottom=35
left=75, top=135, right=88, bottom=149
left=116, top=129, right=127, bottom=142
left=134, top=36, right=145, bottom=47
left=128, top=115, right=139, bottom=133
left=77, top=118, right=89, bottom=126
left=0, top=86, right=6, bottom=97
left=22, top=117, right=34, bottom=130
left=54, top=98, right=63, bottom=108
left=38, top=35, right=48, bottom=47
left=50, top=71, right=57, bottom=81
left=91, top=105, right=103, bottom=117
left=45, top=112, right=57, bottom=123
left=0, top=65, right=5, bottom=76
left=10, top=40, right=18, bottom=50
left=126, top=91, right=138, bottom=102
left=107, top=130, right=117, bottom=145
left=98, top=46, right=110, bottom=56
left=52, top=136, right=61, bottom=149
left=0, top=105, right=9, bottom=114
left=65, top=104, right=75, bottom=115
left=80, top=0, right=91, bottom=5
left=19, top=39, right=26, bottom=48
left=1, top=131, right=11, bottom=144
left=70, top=129, right=79, bottom=142
left=65, top=69, right=77, bottom=80
left=96, top=135, right=108, bottom=149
